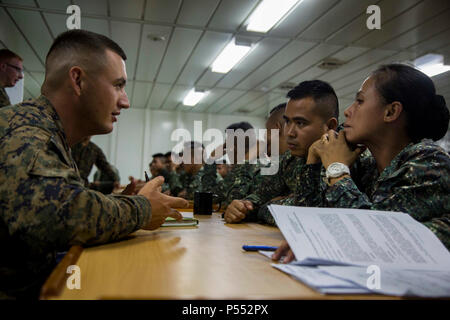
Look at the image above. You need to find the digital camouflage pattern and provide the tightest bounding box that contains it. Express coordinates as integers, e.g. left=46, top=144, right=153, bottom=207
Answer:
left=181, top=165, right=222, bottom=200
left=0, top=87, right=11, bottom=108
left=0, top=96, right=152, bottom=299
left=294, top=139, right=450, bottom=250
left=198, top=161, right=266, bottom=208
left=71, top=140, right=119, bottom=187
left=243, top=150, right=306, bottom=223
left=151, top=168, right=183, bottom=196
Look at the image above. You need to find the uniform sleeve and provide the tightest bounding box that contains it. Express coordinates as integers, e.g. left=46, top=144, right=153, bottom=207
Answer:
left=93, top=143, right=119, bottom=181
left=2, top=128, right=152, bottom=256
left=294, top=163, right=325, bottom=207
left=423, top=214, right=450, bottom=251
left=325, top=150, right=450, bottom=223
left=221, top=163, right=257, bottom=207
left=256, top=196, right=296, bottom=226
left=244, top=160, right=289, bottom=210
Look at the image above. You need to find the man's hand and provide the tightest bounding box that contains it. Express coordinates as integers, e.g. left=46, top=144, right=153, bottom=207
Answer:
left=121, top=179, right=136, bottom=195
left=272, top=240, right=296, bottom=263
left=138, top=177, right=188, bottom=230
left=224, top=200, right=253, bottom=223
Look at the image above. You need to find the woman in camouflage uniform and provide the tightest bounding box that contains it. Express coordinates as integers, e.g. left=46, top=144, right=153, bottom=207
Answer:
left=275, top=64, right=450, bottom=262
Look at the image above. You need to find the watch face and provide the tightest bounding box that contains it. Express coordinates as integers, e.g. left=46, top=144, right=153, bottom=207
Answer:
left=327, top=163, right=349, bottom=178
left=329, top=163, right=341, bottom=175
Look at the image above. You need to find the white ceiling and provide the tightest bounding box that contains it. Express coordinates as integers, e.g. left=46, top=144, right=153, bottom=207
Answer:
left=0, top=0, right=449, bottom=120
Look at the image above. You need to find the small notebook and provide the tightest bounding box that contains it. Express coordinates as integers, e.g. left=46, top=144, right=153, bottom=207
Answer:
left=161, top=211, right=199, bottom=227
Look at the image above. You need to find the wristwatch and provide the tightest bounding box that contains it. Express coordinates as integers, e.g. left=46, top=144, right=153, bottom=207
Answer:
left=325, top=162, right=350, bottom=185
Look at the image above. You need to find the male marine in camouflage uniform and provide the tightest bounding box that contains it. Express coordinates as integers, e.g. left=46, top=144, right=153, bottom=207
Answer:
left=149, top=153, right=183, bottom=195
left=192, top=121, right=263, bottom=208
left=178, top=141, right=222, bottom=200
left=71, top=136, right=119, bottom=187
left=0, top=49, right=24, bottom=107
left=0, top=30, right=186, bottom=299
left=224, top=81, right=340, bottom=225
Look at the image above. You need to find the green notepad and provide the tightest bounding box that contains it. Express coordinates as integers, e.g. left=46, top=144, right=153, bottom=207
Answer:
left=161, top=217, right=199, bottom=227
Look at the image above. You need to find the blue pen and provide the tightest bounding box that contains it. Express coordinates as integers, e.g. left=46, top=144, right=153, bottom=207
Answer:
left=242, top=245, right=278, bottom=251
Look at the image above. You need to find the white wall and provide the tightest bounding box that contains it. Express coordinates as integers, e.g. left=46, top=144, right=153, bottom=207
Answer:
left=90, top=108, right=266, bottom=184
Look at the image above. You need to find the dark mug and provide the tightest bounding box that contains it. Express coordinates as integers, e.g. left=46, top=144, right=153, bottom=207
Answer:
left=194, top=192, right=222, bottom=215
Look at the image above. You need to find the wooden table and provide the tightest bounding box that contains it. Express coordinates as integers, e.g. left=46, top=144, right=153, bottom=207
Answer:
left=43, top=212, right=393, bottom=300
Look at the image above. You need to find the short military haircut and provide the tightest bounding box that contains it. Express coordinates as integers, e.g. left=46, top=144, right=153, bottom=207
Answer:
left=226, top=121, right=254, bottom=131
left=46, top=29, right=126, bottom=63
left=287, top=80, right=339, bottom=122
left=0, top=49, right=22, bottom=63
left=152, top=153, right=165, bottom=158
left=269, top=103, right=287, bottom=116
left=267, top=102, right=287, bottom=126
left=43, top=30, right=126, bottom=91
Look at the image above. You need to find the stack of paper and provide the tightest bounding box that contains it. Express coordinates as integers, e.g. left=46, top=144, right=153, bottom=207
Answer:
left=267, top=205, right=450, bottom=297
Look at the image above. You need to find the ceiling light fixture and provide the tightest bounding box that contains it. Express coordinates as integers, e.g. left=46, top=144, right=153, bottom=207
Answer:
left=246, top=0, right=302, bottom=33
left=183, top=88, right=208, bottom=106
left=414, top=53, right=450, bottom=77
left=211, top=38, right=252, bottom=74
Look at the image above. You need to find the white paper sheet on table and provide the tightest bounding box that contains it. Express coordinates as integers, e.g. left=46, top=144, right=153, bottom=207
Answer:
left=266, top=205, right=450, bottom=297
left=318, top=266, right=450, bottom=297
left=268, top=205, right=450, bottom=270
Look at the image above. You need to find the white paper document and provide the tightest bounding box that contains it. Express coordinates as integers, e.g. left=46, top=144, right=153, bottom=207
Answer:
left=268, top=205, right=450, bottom=297
left=273, top=264, right=372, bottom=295
left=319, top=266, right=450, bottom=297
left=268, top=205, right=450, bottom=270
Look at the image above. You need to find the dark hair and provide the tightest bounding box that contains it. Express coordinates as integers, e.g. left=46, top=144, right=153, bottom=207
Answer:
left=269, top=103, right=287, bottom=115
left=226, top=121, right=254, bottom=131
left=152, top=153, right=165, bottom=158
left=164, top=151, right=173, bottom=158
left=226, top=122, right=256, bottom=153
left=287, top=80, right=339, bottom=121
left=372, top=64, right=449, bottom=142
left=46, top=29, right=126, bottom=63
left=0, top=49, right=22, bottom=62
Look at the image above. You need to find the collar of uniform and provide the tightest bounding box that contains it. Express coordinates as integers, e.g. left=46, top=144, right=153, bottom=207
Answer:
left=376, top=139, right=436, bottom=182
left=34, top=95, right=68, bottom=142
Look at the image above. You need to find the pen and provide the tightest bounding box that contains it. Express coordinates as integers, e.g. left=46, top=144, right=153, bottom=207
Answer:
left=242, top=245, right=278, bottom=251
left=145, top=171, right=150, bottom=182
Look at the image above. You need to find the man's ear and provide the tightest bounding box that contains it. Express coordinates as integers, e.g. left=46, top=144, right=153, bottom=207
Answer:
left=0, top=62, right=6, bottom=72
left=384, top=101, right=403, bottom=123
left=325, top=117, right=338, bottom=131
left=68, top=66, right=83, bottom=96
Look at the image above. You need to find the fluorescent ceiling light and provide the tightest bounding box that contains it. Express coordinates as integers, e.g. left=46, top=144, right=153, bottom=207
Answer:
left=414, top=53, right=450, bottom=77
left=211, top=39, right=252, bottom=74
left=183, top=89, right=208, bottom=106
left=246, top=0, right=301, bottom=33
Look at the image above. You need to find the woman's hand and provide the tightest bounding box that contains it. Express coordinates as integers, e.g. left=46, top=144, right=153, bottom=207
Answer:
left=313, top=130, right=363, bottom=169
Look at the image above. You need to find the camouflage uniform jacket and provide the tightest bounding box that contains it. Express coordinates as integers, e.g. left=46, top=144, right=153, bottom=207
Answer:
left=242, top=151, right=306, bottom=224
left=151, top=169, right=183, bottom=196
left=294, top=139, right=450, bottom=250
left=71, top=141, right=119, bottom=186
left=182, top=166, right=222, bottom=200
left=0, top=96, right=152, bottom=299
left=0, top=87, right=11, bottom=108
left=199, top=161, right=265, bottom=208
